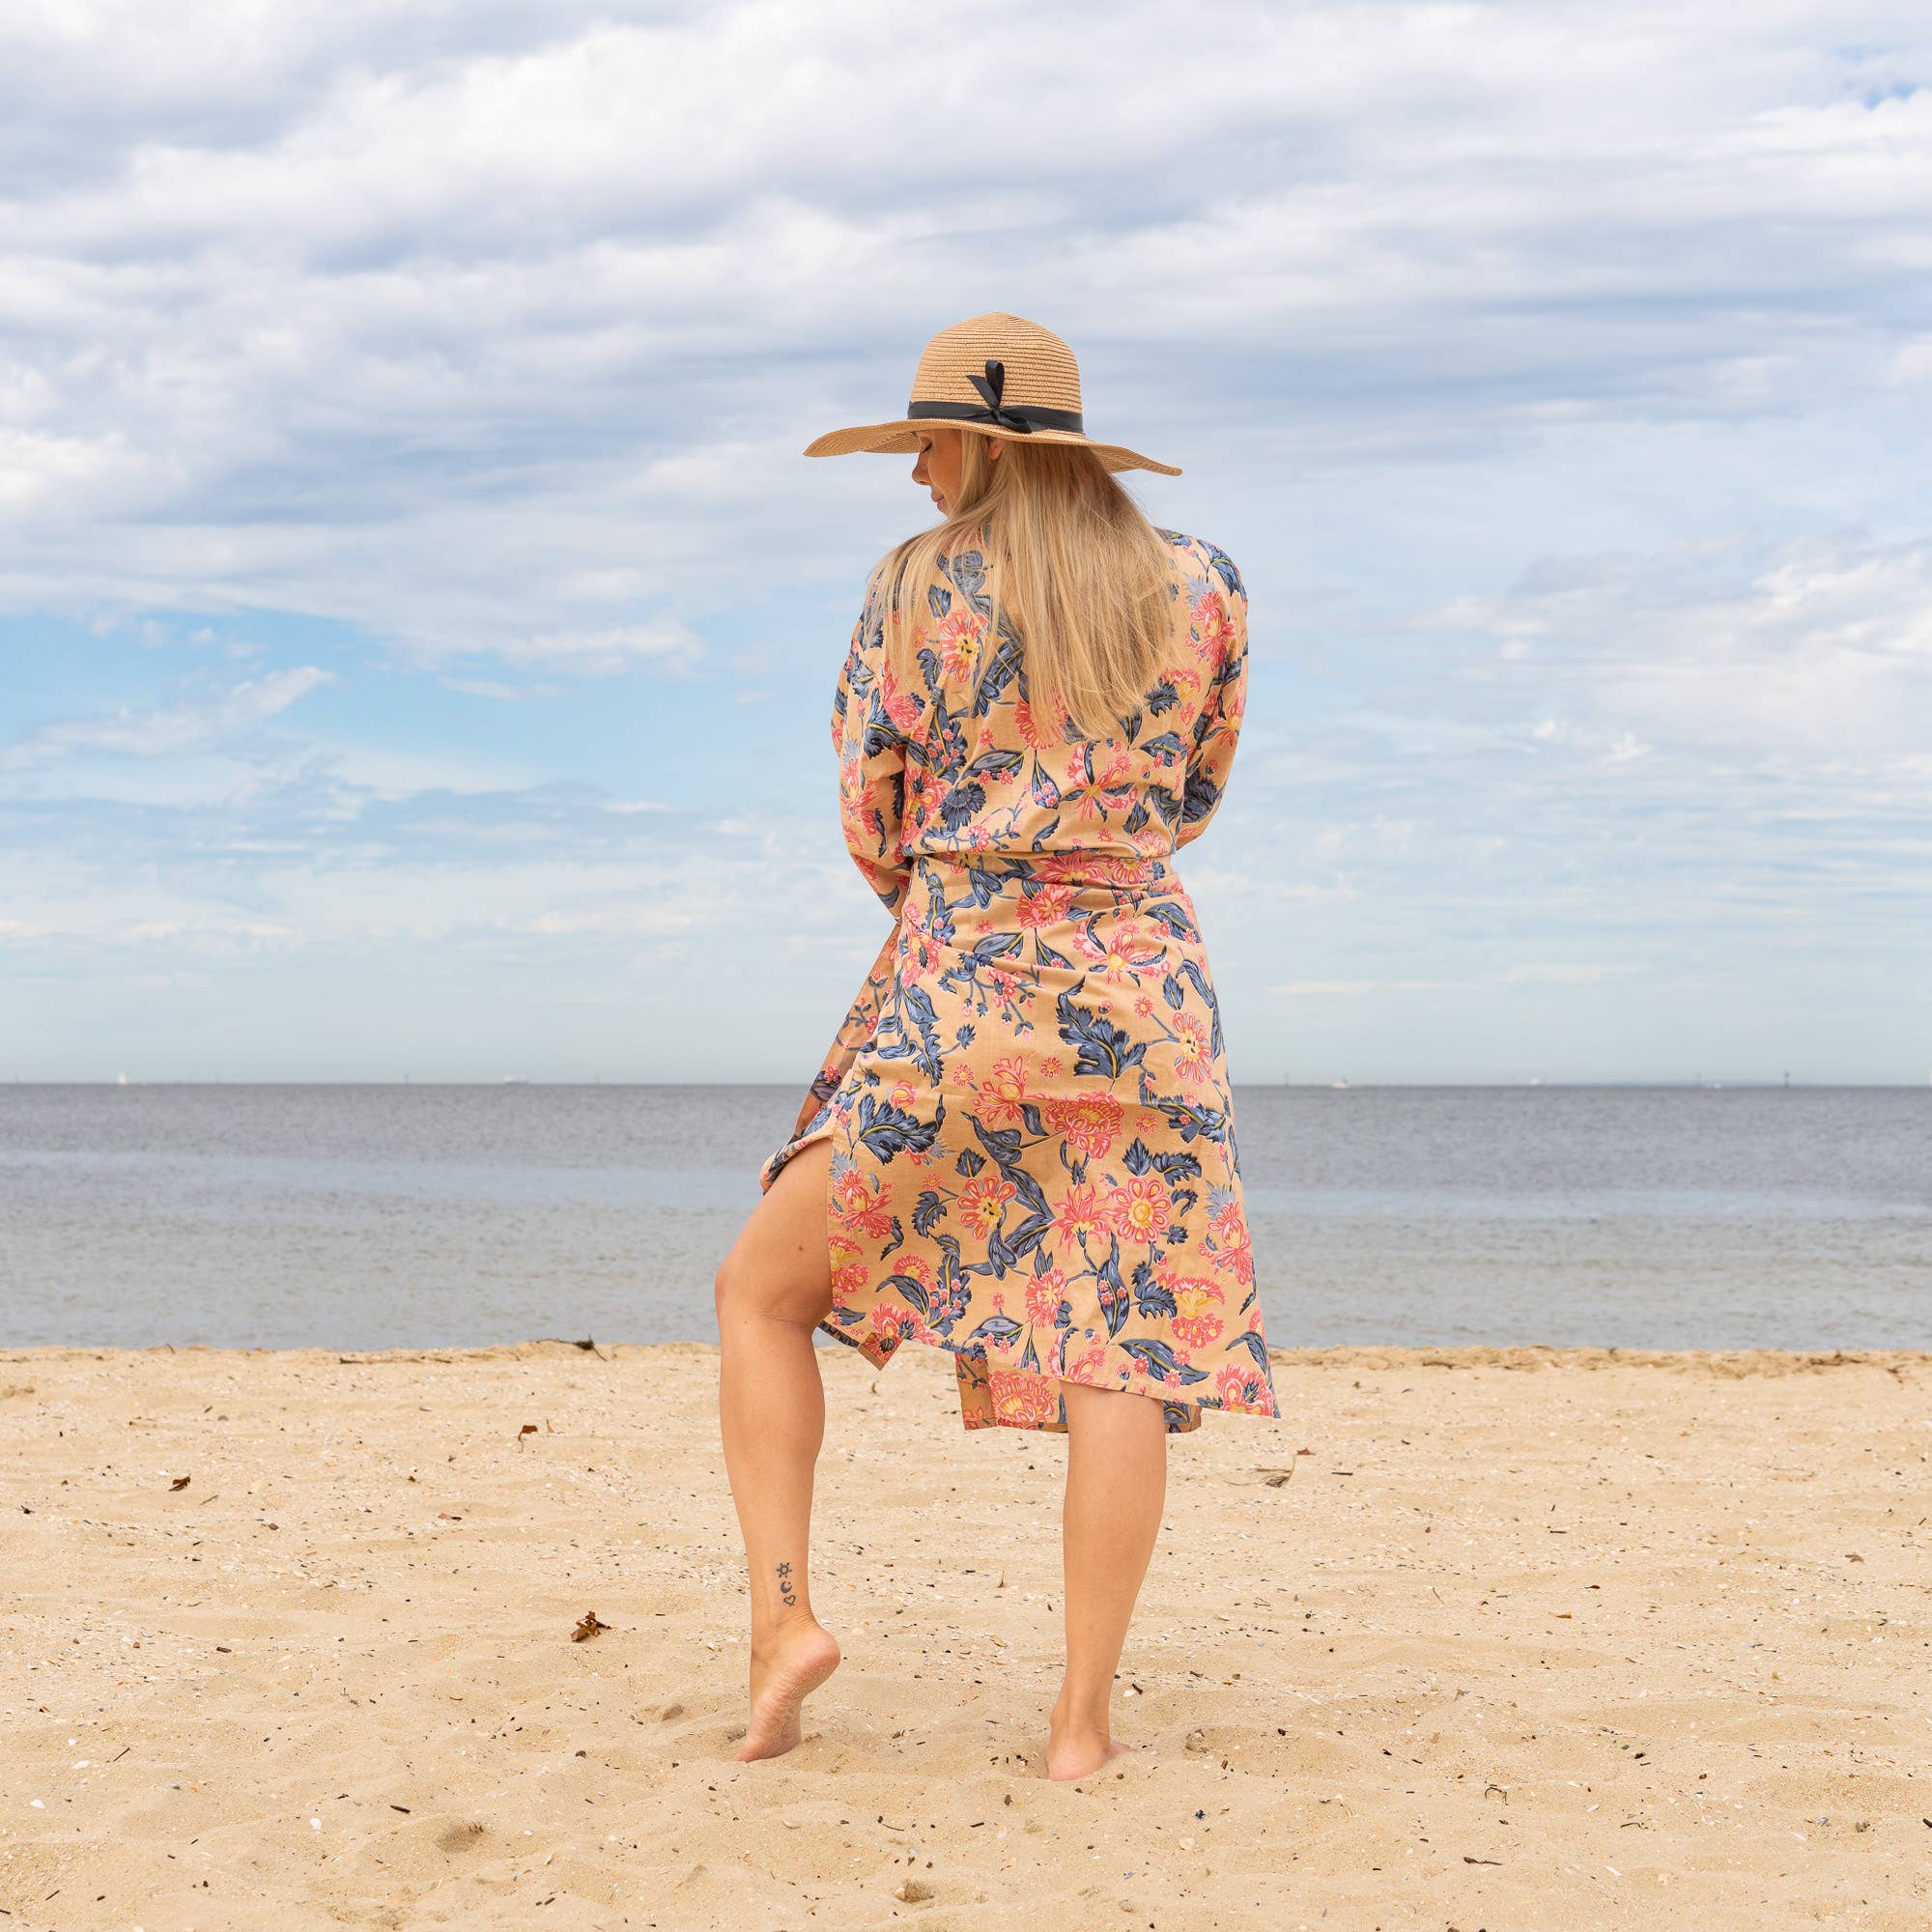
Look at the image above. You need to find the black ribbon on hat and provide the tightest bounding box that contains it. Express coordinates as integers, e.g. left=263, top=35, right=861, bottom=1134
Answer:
left=906, top=357, right=1084, bottom=436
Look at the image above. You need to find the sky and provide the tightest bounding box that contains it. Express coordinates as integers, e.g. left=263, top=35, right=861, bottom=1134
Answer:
left=2, top=0, right=1928, bottom=1086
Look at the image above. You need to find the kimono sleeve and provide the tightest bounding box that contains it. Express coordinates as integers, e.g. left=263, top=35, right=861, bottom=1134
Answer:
left=1176, top=571, right=1248, bottom=849
left=832, top=563, right=913, bottom=916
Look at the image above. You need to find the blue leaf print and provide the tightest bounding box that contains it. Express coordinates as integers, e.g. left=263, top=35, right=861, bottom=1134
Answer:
left=975, top=631, right=1023, bottom=709
left=855, top=1090, right=940, bottom=1160
left=955, top=1147, right=985, bottom=1177
left=1128, top=1283, right=1175, bottom=1329
left=1162, top=974, right=1185, bottom=1010
left=882, top=1271, right=929, bottom=1318
left=1119, top=1339, right=1211, bottom=1385
left=963, top=749, right=1022, bottom=782
left=968, top=930, right=1024, bottom=967
left=1229, top=1328, right=1271, bottom=1371
left=1005, top=1209, right=1055, bottom=1264
left=1199, top=539, right=1244, bottom=600
left=1152, top=1097, right=1230, bottom=1145
left=983, top=1218, right=1016, bottom=1278
left=1181, top=769, right=1222, bottom=830
left=948, top=546, right=990, bottom=611
left=1095, top=1236, right=1129, bottom=1339
left=970, top=1115, right=1026, bottom=1167
left=1056, top=982, right=1148, bottom=1081
left=913, top=1189, right=950, bottom=1236
left=939, top=782, right=986, bottom=830
left=1122, top=1138, right=1154, bottom=1176
left=880, top=980, right=945, bottom=1080
left=965, top=1312, right=1024, bottom=1348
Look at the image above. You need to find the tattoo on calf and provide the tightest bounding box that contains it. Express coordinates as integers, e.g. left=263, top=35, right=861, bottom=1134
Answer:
left=777, top=1559, right=797, bottom=1607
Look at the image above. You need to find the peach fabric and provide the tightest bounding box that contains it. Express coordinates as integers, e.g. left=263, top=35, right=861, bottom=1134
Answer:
left=758, top=526, right=1278, bottom=1435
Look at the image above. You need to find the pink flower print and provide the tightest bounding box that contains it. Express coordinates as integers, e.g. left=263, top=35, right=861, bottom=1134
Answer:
left=978, top=1055, right=1031, bottom=1127
left=1024, top=1266, right=1068, bottom=1328
left=1016, top=885, right=1075, bottom=930
left=1044, top=1094, right=1122, bottom=1163
left=1172, top=1010, right=1211, bottom=1084
left=1208, top=1213, right=1256, bottom=1288
left=868, top=1304, right=915, bottom=1349
left=958, top=1172, right=1017, bottom=1239
left=1191, top=587, right=1237, bottom=667
left=1052, top=1182, right=1107, bottom=1242
left=1169, top=1277, right=1226, bottom=1350
left=932, top=609, right=980, bottom=679
left=1104, top=1174, right=1174, bottom=1245
left=1093, top=920, right=1164, bottom=985
left=880, top=668, right=923, bottom=737
left=1214, top=1362, right=1274, bottom=1415
left=990, top=1370, right=1062, bottom=1427
left=1015, top=693, right=1069, bottom=751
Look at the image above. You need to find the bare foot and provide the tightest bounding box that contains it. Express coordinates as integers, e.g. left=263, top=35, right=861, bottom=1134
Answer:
left=1045, top=1726, right=1128, bottom=1781
left=737, top=1619, right=840, bottom=1762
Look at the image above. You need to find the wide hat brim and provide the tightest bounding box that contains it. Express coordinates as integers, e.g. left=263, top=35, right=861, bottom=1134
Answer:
left=804, top=417, right=1180, bottom=477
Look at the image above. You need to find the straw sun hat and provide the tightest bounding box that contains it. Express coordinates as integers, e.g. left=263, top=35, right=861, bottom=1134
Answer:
left=803, top=310, right=1181, bottom=477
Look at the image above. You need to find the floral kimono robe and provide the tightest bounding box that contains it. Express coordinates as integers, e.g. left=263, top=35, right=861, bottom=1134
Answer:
left=758, top=524, right=1278, bottom=1435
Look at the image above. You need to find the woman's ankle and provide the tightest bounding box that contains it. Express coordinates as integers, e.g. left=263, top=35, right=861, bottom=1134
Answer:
left=752, top=1605, right=829, bottom=1655
left=1048, top=1697, right=1111, bottom=1743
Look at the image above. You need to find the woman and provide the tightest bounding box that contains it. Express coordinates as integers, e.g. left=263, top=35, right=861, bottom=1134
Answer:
left=714, top=311, right=1280, bottom=1781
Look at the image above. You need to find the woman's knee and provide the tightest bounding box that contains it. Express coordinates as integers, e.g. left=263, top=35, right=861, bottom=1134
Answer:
left=714, top=1248, right=832, bottom=1332
left=1061, top=1378, right=1170, bottom=1442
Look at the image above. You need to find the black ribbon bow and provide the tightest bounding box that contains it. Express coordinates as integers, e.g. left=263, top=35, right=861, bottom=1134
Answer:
left=904, top=358, right=1083, bottom=436
left=964, top=358, right=1035, bottom=434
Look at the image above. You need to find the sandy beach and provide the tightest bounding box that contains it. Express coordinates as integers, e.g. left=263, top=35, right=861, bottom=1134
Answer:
left=1, top=1337, right=1924, bottom=1930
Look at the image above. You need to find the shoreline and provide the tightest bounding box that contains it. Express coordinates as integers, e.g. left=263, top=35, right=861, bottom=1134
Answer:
left=7, top=1338, right=1925, bottom=1371
left=3, top=1339, right=1923, bottom=1928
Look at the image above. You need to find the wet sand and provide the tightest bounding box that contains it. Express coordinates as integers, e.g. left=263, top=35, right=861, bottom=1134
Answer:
left=1, top=1338, right=1924, bottom=1929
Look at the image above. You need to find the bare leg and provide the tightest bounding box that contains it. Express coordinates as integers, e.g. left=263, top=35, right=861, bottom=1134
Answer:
left=1047, top=1379, right=1169, bottom=1779
left=714, top=1136, right=841, bottom=1761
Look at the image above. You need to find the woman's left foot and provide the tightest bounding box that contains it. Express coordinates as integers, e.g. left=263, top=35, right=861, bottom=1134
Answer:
left=737, top=1618, right=840, bottom=1762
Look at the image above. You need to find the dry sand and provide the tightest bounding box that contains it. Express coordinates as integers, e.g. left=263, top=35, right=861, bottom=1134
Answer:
left=1, top=1338, right=1925, bottom=1931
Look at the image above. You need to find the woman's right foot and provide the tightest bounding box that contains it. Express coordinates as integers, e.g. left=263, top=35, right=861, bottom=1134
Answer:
left=737, top=1619, right=840, bottom=1761
left=1045, top=1722, right=1127, bottom=1780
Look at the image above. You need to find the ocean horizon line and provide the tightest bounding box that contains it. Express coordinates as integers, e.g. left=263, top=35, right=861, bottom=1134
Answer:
left=6, top=1076, right=1928, bottom=1091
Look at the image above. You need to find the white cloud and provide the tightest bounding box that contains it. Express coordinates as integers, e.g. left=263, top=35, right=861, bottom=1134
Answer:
left=1, top=3, right=1928, bottom=663
left=0, top=666, right=331, bottom=768
left=1421, top=532, right=1932, bottom=752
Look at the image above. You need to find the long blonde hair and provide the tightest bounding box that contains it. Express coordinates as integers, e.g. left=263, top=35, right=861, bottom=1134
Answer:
left=873, top=433, right=1177, bottom=744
